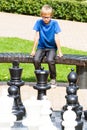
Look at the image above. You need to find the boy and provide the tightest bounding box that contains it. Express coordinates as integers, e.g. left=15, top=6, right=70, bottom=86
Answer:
left=31, top=4, right=63, bottom=85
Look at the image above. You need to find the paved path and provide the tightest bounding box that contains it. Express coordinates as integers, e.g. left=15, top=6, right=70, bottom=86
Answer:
left=0, top=12, right=87, bottom=51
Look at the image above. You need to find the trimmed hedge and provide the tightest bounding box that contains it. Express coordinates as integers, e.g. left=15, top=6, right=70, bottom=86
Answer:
left=0, top=0, right=87, bottom=22
left=52, top=0, right=87, bottom=22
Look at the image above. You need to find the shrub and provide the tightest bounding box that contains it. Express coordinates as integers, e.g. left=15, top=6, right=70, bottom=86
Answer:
left=0, top=0, right=87, bottom=22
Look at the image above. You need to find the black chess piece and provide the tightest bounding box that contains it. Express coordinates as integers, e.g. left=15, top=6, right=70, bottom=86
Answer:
left=62, top=68, right=83, bottom=130
left=84, top=110, right=87, bottom=120
left=67, top=68, right=79, bottom=95
left=7, top=61, right=26, bottom=117
left=33, top=67, right=51, bottom=100
left=8, top=85, right=24, bottom=121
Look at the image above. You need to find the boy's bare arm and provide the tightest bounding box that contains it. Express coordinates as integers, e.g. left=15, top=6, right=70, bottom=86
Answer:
left=55, top=34, right=63, bottom=57
left=31, top=31, right=39, bottom=56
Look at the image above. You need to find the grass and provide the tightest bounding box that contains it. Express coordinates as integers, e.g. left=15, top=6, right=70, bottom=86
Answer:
left=0, top=37, right=87, bottom=82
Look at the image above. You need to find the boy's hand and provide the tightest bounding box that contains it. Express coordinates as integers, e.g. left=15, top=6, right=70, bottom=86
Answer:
left=57, top=52, right=63, bottom=57
left=31, top=50, right=35, bottom=56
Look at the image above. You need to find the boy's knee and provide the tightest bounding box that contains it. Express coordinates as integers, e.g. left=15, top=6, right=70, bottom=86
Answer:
left=47, top=59, right=55, bottom=64
left=34, top=58, right=40, bottom=64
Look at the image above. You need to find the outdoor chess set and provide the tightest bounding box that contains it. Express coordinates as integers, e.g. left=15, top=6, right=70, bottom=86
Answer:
left=0, top=61, right=87, bottom=130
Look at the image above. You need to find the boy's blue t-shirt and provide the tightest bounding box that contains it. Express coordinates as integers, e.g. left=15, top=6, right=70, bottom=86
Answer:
left=33, top=19, right=61, bottom=49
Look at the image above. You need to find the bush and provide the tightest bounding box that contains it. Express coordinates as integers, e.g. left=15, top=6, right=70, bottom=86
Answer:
left=52, top=0, right=87, bottom=22
left=0, top=0, right=87, bottom=22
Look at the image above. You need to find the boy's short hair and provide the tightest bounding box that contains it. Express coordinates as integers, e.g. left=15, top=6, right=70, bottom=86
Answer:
left=40, top=4, right=53, bottom=16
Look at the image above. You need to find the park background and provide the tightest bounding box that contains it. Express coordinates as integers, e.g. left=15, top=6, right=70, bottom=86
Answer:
left=0, top=0, right=87, bottom=110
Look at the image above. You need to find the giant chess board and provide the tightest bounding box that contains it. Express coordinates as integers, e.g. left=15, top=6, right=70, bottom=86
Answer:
left=2, top=111, right=86, bottom=130
left=0, top=62, right=87, bottom=130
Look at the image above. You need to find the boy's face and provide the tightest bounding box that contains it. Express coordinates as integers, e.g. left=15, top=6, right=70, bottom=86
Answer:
left=42, top=13, right=51, bottom=24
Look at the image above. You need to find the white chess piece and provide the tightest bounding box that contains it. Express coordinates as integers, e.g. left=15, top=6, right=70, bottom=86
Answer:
left=39, top=96, right=57, bottom=130
left=23, top=96, right=42, bottom=129
left=62, top=106, right=77, bottom=130
left=0, top=88, right=16, bottom=129
left=23, top=96, right=57, bottom=130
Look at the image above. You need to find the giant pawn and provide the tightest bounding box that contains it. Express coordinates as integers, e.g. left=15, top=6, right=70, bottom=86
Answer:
left=8, top=85, right=24, bottom=121
left=62, top=106, right=77, bottom=130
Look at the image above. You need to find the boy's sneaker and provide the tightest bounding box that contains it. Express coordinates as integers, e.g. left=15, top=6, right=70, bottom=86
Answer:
left=50, top=79, right=57, bottom=88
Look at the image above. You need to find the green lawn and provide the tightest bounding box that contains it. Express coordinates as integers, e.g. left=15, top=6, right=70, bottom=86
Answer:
left=0, top=37, right=87, bottom=82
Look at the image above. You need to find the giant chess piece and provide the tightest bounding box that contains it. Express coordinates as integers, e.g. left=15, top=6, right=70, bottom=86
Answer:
left=33, top=67, right=51, bottom=100
left=62, top=106, right=77, bottom=130
left=62, top=68, right=83, bottom=130
left=7, top=61, right=26, bottom=117
left=84, top=102, right=87, bottom=120
left=0, top=88, right=16, bottom=129
left=8, top=85, right=24, bottom=121
left=84, top=110, right=87, bottom=120
left=23, top=96, right=57, bottom=130
left=39, top=96, right=57, bottom=130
